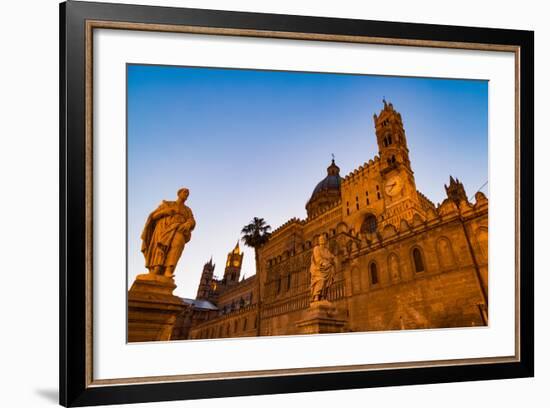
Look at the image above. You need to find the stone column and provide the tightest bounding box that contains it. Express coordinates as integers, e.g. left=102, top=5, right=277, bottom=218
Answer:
left=128, top=274, right=186, bottom=342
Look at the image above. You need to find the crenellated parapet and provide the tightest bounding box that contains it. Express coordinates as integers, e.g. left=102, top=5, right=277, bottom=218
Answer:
left=341, top=156, right=381, bottom=185
left=270, top=217, right=306, bottom=239
left=417, top=190, right=437, bottom=211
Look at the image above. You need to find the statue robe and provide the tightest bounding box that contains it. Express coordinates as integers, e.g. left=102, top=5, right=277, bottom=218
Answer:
left=141, top=200, right=195, bottom=269
left=310, top=244, right=336, bottom=300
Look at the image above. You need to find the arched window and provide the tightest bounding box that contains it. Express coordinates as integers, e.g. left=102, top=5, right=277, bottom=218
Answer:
left=361, top=214, right=377, bottom=234
left=370, top=262, right=379, bottom=285
left=412, top=248, right=425, bottom=273
left=287, top=274, right=291, bottom=290
left=388, top=135, right=392, bottom=145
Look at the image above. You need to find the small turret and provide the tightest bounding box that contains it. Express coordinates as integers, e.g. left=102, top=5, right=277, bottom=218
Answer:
left=445, top=176, right=468, bottom=205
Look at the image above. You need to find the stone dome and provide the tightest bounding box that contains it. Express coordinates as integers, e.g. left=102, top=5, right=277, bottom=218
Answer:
left=306, top=159, right=342, bottom=217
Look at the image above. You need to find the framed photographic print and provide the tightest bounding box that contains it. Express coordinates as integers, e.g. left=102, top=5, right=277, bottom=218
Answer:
left=60, top=1, right=534, bottom=406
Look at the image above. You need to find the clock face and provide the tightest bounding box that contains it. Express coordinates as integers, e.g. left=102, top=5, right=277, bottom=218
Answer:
left=385, top=175, right=403, bottom=197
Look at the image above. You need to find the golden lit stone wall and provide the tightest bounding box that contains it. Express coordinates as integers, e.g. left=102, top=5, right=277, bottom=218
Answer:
left=254, top=193, right=488, bottom=335
left=189, top=304, right=258, bottom=339
left=217, top=275, right=258, bottom=313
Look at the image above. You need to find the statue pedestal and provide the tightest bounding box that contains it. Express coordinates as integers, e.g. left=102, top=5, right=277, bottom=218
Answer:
left=128, top=273, right=186, bottom=342
left=296, top=300, right=347, bottom=334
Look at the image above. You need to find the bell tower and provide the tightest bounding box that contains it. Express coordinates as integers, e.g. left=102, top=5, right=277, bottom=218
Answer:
left=370, top=100, right=433, bottom=228
left=373, top=99, right=412, bottom=173
left=196, top=257, right=215, bottom=300
left=224, top=241, right=244, bottom=285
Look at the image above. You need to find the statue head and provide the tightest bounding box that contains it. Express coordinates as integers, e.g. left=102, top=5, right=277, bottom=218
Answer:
left=177, top=188, right=189, bottom=202
left=318, top=234, right=327, bottom=247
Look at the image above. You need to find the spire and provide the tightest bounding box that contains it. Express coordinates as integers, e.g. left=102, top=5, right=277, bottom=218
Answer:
left=445, top=175, right=468, bottom=204
left=327, top=156, right=340, bottom=176
left=233, top=240, right=241, bottom=254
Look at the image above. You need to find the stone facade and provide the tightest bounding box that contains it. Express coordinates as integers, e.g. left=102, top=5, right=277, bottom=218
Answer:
left=179, top=101, right=488, bottom=340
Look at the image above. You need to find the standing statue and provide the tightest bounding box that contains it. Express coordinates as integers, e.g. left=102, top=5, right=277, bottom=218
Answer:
left=141, top=188, right=196, bottom=279
left=310, top=234, right=337, bottom=302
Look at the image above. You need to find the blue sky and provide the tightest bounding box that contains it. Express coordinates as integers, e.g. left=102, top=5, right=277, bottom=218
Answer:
left=127, top=64, right=488, bottom=298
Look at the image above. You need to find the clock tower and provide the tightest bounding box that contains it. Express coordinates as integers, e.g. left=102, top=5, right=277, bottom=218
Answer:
left=223, top=241, right=244, bottom=285
left=373, top=100, right=418, bottom=205
left=374, top=99, right=411, bottom=173
left=372, top=100, right=432, bottom=227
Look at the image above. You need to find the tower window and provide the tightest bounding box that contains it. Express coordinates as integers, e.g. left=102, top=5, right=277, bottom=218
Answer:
left=388, top=135, right=392, bottom=145
left=366, top=198, right=370, bottom=205
left=360, top=214, right=377, bottom=234
left=376, top=185, right=379, bottom=190
left=377, top=192, right=381, bottom=200
left=412, top=248, right=425, bottom=273
left=370, top=262, right=379, bottom=285
left=356, top=203, right=360, bottom=210
left=347, top=208, right=350, bottom=216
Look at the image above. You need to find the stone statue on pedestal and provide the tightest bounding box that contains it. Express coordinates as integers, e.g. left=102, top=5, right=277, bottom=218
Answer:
left=310, top=234, right=337, bottom=302
left=140, top=187, right=196, bottom=279
left=128, top=188, right=195, bottom=342
left=297, top=234, right=346, bottom=334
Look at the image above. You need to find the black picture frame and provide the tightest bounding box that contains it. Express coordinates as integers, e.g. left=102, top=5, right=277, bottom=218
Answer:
left=60, top=1, right=534, bottom=406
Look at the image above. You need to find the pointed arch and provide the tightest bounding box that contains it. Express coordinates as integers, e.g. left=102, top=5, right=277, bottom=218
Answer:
left=436, top=236, right=455, bottom=269
left=369, top=261, right=379, bottom=286
left=388, top=252, right=401, bottom=281
left=411, top=246, right=425, bottom=273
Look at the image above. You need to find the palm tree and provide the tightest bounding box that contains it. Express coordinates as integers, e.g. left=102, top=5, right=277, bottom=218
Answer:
left=241, top=217, right=271, bottom=336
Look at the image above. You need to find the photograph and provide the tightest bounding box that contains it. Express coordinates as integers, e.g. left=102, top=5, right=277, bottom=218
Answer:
left=126, top=65, right=489, bottom=342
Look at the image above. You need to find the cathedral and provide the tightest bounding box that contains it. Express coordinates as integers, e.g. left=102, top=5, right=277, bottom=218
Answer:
left=172, top=101, right=489, bottom=340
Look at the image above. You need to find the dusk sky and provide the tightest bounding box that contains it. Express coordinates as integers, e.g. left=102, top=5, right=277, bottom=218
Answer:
left=127, top=64, right=488, bottom=299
